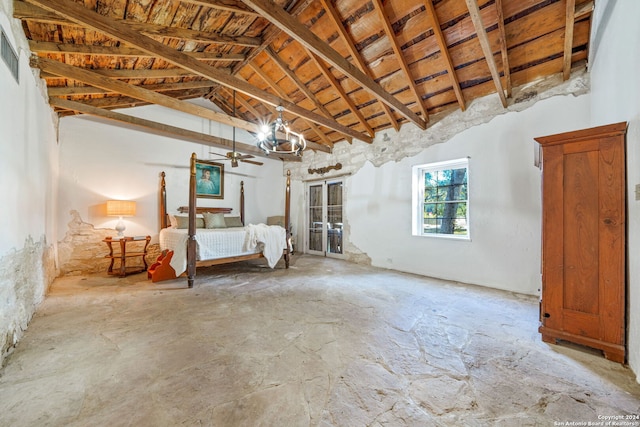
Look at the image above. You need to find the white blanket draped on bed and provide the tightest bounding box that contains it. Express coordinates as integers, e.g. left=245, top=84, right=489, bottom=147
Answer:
left=244, top=223, right=288, bottom=268
left=159, top=224, right=287, bottom=275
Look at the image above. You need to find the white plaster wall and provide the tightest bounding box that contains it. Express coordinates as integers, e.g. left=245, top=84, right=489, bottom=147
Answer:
left=0, top=4, right=58, bottom=254
left=588, top=0, right=640, bottom=378
left=57, top=102, right=287, bottom=243
left=0, top=2, right=58, bottom=364
left=346, top=93, right=591, bottom=295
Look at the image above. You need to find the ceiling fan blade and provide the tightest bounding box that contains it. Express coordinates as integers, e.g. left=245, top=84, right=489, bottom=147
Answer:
left=209, top=152, right=228, bottom=158
left=237, top=154, right=255, bottom=160
left=241, top=159, right=263, bottom=166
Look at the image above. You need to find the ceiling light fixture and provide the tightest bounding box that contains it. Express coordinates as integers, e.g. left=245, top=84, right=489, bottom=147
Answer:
left=257, top=106, right=306, bottom=156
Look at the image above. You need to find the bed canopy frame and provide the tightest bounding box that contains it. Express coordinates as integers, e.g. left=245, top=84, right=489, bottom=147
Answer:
left=158, top=153, right=291, bottom=287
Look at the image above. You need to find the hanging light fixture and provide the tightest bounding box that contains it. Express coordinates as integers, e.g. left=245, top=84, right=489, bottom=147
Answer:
left=256, top=106, right=306, bottom=156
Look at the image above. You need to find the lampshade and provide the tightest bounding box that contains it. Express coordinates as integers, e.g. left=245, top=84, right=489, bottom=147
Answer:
left=106, top=200, right=136, bottom=217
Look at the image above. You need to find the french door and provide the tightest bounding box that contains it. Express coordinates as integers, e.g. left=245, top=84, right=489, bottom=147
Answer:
left=306, top=179, right=344, bottom=258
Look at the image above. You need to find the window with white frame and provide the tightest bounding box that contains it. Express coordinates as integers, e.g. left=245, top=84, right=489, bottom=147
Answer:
left=412, top=158, right=469, bottom=239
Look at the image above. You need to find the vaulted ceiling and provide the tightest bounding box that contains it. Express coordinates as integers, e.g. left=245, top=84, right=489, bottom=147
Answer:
left=15, top=0, right=593, bottom=160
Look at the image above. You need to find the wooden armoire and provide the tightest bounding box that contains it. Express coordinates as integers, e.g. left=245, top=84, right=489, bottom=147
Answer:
left=535, top=122, right=627, bottom=363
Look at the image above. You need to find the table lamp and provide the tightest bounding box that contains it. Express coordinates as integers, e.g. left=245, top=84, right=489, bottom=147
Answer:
left=106, top=200, right=136, bottom=237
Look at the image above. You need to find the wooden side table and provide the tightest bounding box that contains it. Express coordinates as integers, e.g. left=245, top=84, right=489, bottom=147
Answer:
left=103, top=236, right=151, bottom=277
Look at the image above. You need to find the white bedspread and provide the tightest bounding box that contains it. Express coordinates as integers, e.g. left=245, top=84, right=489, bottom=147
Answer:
left=159, top=225, right=287, bottom=275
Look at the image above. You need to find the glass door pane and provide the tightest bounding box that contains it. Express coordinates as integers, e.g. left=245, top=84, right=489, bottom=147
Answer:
left=308, top=184, right=323, bottom=252
left=327, top=182, right=343, bottom=255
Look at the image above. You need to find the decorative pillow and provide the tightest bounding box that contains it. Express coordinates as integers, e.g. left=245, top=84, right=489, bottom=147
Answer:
left=203, top=212, right=227, bottom=229
left=224, top=216, right=244, bottom=228
left=173, top=215, right=205, bottom=229
left=266, top=215, right=286, bottom=227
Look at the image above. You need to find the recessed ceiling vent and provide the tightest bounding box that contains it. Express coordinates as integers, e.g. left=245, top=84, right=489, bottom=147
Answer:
left=1, top=28, right=19, bottom=83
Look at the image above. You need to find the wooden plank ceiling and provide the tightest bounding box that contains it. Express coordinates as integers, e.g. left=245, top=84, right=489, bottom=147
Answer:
left=15, top=0, right=593, bottom=158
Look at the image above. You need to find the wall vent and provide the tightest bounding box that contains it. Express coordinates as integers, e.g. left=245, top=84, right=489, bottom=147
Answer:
left=1, top=28, right=19, bottom=83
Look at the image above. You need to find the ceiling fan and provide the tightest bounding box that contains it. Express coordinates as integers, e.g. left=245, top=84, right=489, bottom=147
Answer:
left=211, top=90, right=263, bottom=168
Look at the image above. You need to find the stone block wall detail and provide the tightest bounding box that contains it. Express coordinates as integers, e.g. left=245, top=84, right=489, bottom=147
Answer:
left=57, top=210, right=160, bottom=276
left=0, top=236, right=55, bottom=368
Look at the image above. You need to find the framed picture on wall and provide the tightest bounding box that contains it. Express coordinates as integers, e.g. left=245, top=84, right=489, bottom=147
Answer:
left=195, top=160, right=224, bottom=199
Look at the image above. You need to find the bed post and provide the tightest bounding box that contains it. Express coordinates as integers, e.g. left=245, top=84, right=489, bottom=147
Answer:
left=160, top=171, right=167, bottom=230
left=187, top=153, right=197, bottom=288
left=240, top=180, right=245, bottom=225
left=284, top=170, right=291, bottom=268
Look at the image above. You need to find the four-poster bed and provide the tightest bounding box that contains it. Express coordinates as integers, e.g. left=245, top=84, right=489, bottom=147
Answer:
left=152, top=153, right=291, bottom=287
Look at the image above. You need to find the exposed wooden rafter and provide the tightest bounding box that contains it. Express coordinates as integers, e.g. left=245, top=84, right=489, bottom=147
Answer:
left=494, top=0, right=512, bottom=97
left=423, top=0, right=466, bottom=111
left=372, top=0, right=429, bottom=122
left=265, top=47, right=333, bottom=124
left=219, top=87, right=263, bottom=121
left=56, top=89, right=213, bottom=111
left=24, top=0, right=373, bottom=143
left=464, top=0, right=508, bottom=108
left=563, top=0, right=576, bottom=81
left=179, top=0, right=259, bottom=16
left=14, top=2, right=262, bottom=46
left=42, top=68, right=221, bottom=80
left=49, top=98, right=299, bottom=162
left=47, top=80, right=217, bottom=97
left=29, top=40, right=245, bottom=62
left=34, top=56, right=262, bottom=133
left=241, top=0, right=427, bottom=130
left=305, top=47, right=375, bottom=139
left=318, top=0, right=399, bottom=131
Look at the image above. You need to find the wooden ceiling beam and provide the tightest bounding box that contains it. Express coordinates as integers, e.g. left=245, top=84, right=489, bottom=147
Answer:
left=372, top=0, right=429, bottom=122
left=575, top=1, right=594, bottom=19
left=423, top=0, right=466, bottom=111
left=29, top=40, right=245, bottom=61
left=241, top=0, right=427, bottom=130
left=219, top=87, right=262, bottom=121
left=179, top=0, right=259, bottom=16
left=305, top=47, right=375, bottom=140
left=34, top=56, right=262, bottom=133
left=14, top=1, right=262, bottom=47
left=464, top=0, right=508, bottom=108
left=49, top=98, right=298, bottom=162
left=53, top=88, right=210, bottom=111
left=563, top=0, right=576, bottom=81
left=248, top=62, right=334, bottom=148
left=47, top=80, right=217, bottom=96
left=24, top=0, right=372, bottom=143
left=41, top=68, right=230, bottom=80
left=264, top=47, right=333, bottom=121
left=318, top=0, right=398, bottom=131
left=494, top=0, right=512, bottom=97
left=91, top=68, right=224, bottom=79
left=229, top=0, right=313, bottom=76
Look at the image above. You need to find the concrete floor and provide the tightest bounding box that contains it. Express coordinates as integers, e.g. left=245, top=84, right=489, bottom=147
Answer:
left=0, top=255, right=639, bottom=426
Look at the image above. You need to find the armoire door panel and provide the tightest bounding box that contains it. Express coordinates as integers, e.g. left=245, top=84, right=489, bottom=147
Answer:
left=563, top=150, right=599, bottom=314
left=562, top=310, right=600, bottom=338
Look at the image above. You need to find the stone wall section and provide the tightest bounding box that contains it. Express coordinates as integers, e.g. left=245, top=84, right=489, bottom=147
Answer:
left=0, top=236, right=56, bottom=368
left=57, top=210, right=160, bottom=276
